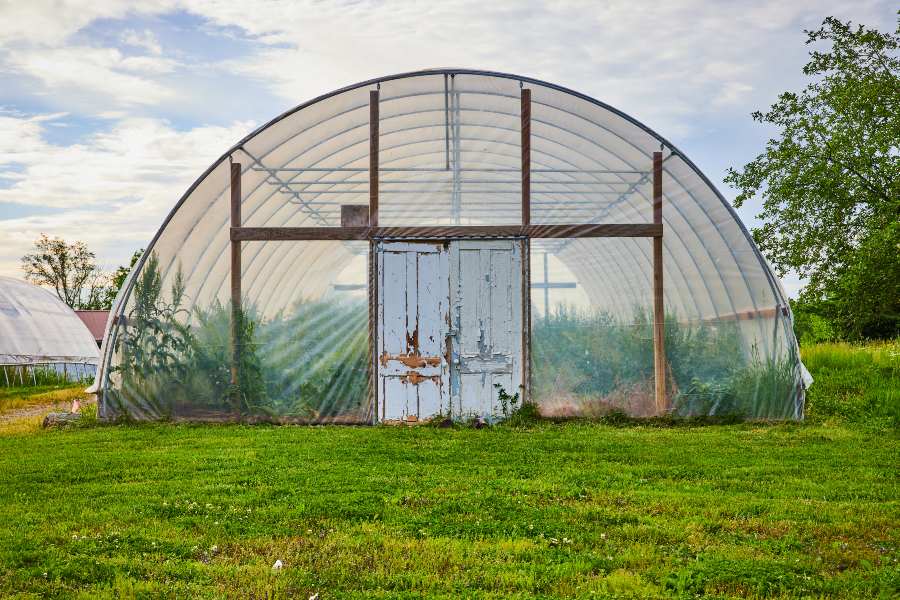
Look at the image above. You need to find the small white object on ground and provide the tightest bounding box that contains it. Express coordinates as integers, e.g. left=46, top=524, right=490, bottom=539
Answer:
left=272, top=559, right=283, bottom=570
left=71, top=399, right=81, bottom=413
left=309, top=593, right=319, bottom=600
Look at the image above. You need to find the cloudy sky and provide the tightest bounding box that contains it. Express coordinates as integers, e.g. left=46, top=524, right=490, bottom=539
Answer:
left=0, top=0, right=895, bottom=297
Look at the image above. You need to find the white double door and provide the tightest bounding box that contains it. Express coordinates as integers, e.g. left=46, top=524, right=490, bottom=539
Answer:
left=376, top=239, right=524, bottom=421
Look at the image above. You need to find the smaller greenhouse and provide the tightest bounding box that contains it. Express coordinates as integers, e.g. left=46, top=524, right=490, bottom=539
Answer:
left=0, top=277, right=99, bottom=386
left=94, top=69, right=807, bottom=423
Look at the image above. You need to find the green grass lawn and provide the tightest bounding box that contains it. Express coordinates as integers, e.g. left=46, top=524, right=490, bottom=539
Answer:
left=0, top=342, right=896, bottom=598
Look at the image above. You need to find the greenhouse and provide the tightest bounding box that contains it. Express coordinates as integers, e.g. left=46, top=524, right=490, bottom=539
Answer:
left=0, top=277, right=99, bottom=386
left=93, top=69, right=807, bottom=423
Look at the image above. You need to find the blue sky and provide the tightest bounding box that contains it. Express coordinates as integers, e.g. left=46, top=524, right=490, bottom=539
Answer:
left=0, top=0, right=896, bottom=297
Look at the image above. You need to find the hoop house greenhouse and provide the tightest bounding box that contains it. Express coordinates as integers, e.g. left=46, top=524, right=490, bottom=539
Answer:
left=93, top=69, right=807, bottom=423
left=1, top=277, right=99, bottom=386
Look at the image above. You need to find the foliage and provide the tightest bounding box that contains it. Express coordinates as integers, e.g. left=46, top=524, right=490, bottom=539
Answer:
left=20, top=235, right=143, bottom=310
left=21, top=234, right=108, bottom=309
left=802, top=339, right=899, bottom=428
left=725, top=16, right=900, bottom=340
left=104, top=249, right=143, bottom=308
left=0, top=363, right=93, bottom=389
left=791, top=297, right=838, bottom=345
left=108, top=254, right=368, bottom=421
left=0, top=414, right=896, bottom=597
left=107, top=253, right=194, bottom=417
left=531, top=306, right=799, bottom=419
left=493, top=383, right=520, bottom=418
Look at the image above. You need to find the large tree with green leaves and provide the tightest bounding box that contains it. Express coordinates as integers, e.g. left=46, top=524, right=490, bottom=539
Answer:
left=21, top=234, right=108, bottom=310
left=726, top=15, right=899, bottom=339
left=21, top=236, right=143, bottom=311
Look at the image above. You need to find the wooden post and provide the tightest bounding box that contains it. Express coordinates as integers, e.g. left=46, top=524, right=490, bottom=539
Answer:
left=521, top=88, right=531, bottom=226
left=368, top=90, right=379, bottom=422
left=652, top=151, right=667, bottom=413
left=230, top=161, right=242, bottom=412
left=369, top=90, right=379, bottom=227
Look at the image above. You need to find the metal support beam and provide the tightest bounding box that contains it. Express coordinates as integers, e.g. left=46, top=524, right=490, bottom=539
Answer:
left=230, top=161, right=242, bottom=413
left=369, top=90, right=379, bottom=226
left=652, top=151, right=667, bottom=414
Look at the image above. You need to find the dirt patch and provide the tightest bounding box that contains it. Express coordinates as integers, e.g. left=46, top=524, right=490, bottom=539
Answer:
left=0, top=396, right=95, bottom=424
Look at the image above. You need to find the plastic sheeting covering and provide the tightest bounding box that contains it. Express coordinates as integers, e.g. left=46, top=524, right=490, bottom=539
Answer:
left=95, top=69, right=805, bottom=422
left=0, top=277, right=100, bottom=365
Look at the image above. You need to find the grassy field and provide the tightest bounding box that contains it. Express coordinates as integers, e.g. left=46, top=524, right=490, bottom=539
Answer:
left=0, top=342, right=896, bottom=598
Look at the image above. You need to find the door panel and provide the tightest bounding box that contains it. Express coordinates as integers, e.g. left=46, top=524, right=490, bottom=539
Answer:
left=376, top=242, right=449, bottom=421
left=450, top=240, right=523, bottom=418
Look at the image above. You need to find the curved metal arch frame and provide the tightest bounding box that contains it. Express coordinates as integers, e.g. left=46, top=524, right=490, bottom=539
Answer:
left=99, top=68, right=791, bottom=399
left=149, top=82, right=756, bottom=328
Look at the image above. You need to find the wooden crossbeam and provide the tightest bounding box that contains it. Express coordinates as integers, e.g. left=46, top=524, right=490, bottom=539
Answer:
left=231, top=223, right=662, bottom=241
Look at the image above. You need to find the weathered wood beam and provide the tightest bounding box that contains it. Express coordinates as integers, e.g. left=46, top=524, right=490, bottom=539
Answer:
left=231, top=223, right=663, bottom=241
left=687, top=306, right=786, bottom=324
left=521, top=88, right=531, bottom=227
left=652, top=151, right=667, bottom=415
left=369, top=90, right=379, bottom=227
left=230, top=161, right=242, bottom=412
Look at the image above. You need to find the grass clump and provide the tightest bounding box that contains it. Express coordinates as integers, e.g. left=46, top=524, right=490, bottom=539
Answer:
left=802, top=339, right=899, bottom=427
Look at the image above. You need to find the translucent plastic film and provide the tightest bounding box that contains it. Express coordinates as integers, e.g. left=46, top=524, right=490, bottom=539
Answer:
left=102, top=242, right=370, bottom=422
left=95, top=69, right=804, bottom=422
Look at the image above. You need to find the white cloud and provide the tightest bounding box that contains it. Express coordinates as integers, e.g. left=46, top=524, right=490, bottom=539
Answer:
left=197, top=0, right=895, bottom=137
left=120, top=28, right=162, bottom=55
left=0, top=1, right=177, bottom=46
left=0, top=0, right=895, bottom=282
left=7, top=46, right=176, bottom=105
left=0, top=112, right=254, bottom=274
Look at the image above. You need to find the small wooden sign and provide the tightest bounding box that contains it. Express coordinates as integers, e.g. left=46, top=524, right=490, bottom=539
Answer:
left=341, top=205, right=370, bottom=227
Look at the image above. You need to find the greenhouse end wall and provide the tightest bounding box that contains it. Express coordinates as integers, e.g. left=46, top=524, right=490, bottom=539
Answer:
left=94, top=69, right=806, bottom=423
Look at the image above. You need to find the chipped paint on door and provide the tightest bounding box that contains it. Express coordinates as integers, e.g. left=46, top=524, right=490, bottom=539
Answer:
left=449, top=240, right=523, bottom=418
left=376, top=241, right=450, bottom=421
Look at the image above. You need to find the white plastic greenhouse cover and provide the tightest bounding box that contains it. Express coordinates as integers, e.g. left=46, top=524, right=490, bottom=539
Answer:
left=0, top=277, right=99, bottom=365
left=95, top=69, right=805, bottom=422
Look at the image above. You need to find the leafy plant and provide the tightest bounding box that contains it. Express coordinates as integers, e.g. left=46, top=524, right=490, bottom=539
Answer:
left=106, top=253, right=368, bottom=421
left=494, top=384, right=520, bottom=418
left=531, top=305, right=802, bottom=419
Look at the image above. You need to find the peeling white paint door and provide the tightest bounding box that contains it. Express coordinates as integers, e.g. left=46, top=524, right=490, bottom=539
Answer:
left=376, top=242, right=450, bottom=421
left=449, top=240, right=523, bottom=418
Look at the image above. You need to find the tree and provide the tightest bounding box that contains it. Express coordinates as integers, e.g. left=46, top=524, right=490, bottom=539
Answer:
left=103, top=249, right=144, bottom=308
left=725, top=15, right=900, bottom=339
left=21, top=234, right=108, bottom=309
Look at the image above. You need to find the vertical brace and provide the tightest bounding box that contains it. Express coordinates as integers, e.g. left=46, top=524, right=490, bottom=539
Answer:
left=521, top=88, right=531, bottom=226
left=522, top=239, right=531, bottom=404
left=368, top=239, right=378, bottom=423
left=230, top=161, right=242, bottom=413
left=369, top=90, right=379, bottom=227
left=652, top=151, right=667, bottom=414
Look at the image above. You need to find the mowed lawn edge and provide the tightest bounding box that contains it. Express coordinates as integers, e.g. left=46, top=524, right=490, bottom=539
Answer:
left=0, top=421, right=896, bottom=599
